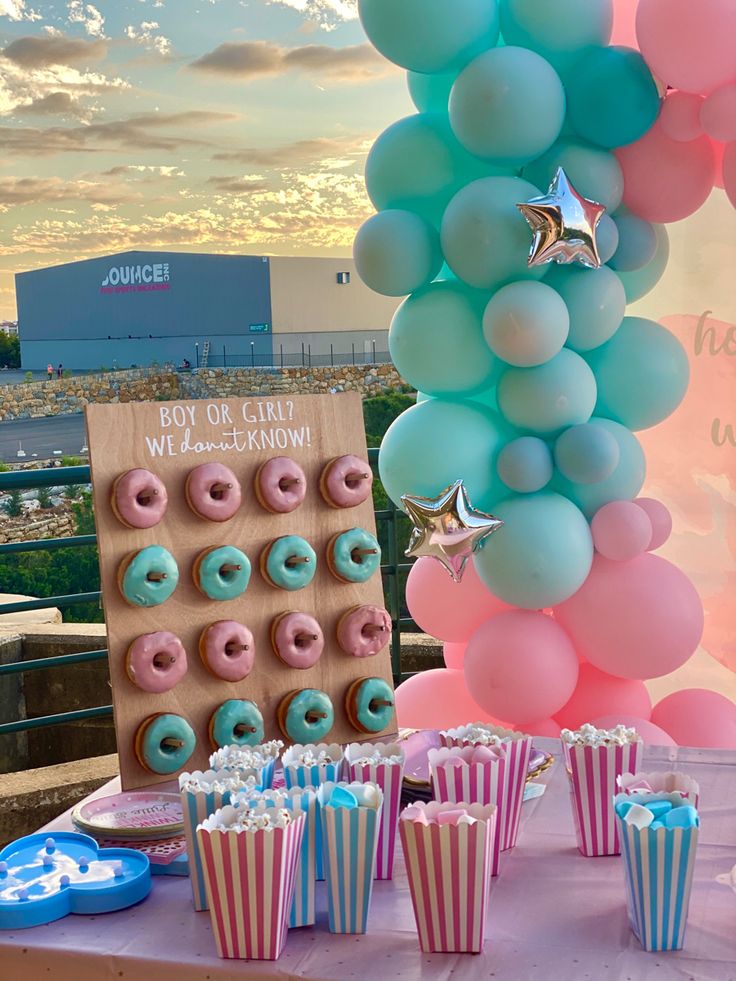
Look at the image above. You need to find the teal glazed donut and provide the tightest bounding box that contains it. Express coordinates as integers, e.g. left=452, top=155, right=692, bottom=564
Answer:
left=135, top=713, right=196, bottom=774
left=119, top=546, right=179, bottom=607
left=327, top=528, right=381, bottom=584
left=209, top=699, right=265, bottom=749
left=193, top=546, right=251, bottom=601
left=261, top=536, right=317, bottom=591
left=346, top=677, right=395, bottom=734
left=278, top=689, right=334, bottom=743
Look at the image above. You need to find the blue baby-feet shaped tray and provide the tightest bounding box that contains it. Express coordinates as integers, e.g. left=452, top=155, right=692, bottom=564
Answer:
left=0, top=831, right=151, bottom=930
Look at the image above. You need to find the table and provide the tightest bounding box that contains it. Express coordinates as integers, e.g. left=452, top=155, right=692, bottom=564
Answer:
left=2, top=740, right=735, bottom=981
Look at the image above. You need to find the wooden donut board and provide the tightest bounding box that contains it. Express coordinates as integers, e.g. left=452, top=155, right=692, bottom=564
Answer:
left=85, top=393, right=396, bottom=790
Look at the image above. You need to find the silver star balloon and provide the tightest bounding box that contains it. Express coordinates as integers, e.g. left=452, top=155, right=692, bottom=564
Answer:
left=402, top=480, right=503, bottom=583
left=517, top=167, right=606, bottom=269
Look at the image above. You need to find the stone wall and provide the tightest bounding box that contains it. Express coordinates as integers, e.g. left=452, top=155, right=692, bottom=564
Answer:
left=0, top=505, right=75, bottom=544
left=0, top=364, right=406, bottom=421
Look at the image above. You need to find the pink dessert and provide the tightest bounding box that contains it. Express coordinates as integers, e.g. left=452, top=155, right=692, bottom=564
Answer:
left=255, top=457, right=307, bottom=513
left=199, top=621, right=255, bottom=682
left=126, top=631, right=188, bottom=693
left=271, top=612, right=324, bottom=669
left=319, top=455, right=373, bottom=509
left=111, top=469, right=168, bottom=529
left=185, top=463, right=242, bottom=521
left=337, top=605, right=391, bottom=658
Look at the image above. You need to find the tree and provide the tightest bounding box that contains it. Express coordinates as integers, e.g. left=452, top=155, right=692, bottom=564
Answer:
left=1, top=489, right=23, bottom=517
left=0, top=333, right=20, bottom=369
left=36, top=487, right=53, bottom=510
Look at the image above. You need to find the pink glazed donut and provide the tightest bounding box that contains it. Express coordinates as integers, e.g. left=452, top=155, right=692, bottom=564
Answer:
left=199, top=621, right=255, bottom=682
left=254, top=457, right=307, bottom=514
left=319, top=455, right=373, bottom=509
left=270, top=612, right=324, bottom=669
left=125, top=631, right=188, bottom=693
left=185, top=463, right=242, bottom=522
left=337, top=605, right=391, bottom=658
left=111, top=469, right=168, bottom=529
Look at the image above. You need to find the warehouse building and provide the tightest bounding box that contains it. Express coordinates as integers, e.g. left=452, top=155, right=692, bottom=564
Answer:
left=15, top=251, right=399, bottom=371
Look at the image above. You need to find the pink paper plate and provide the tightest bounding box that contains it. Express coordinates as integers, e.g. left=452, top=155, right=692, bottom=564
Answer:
left=399, top=729, right=551, bottom=787
left=72, top=792, right=184, bottom=839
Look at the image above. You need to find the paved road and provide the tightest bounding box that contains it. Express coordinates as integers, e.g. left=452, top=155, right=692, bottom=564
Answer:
left=0, top=413, right=87, bottom=463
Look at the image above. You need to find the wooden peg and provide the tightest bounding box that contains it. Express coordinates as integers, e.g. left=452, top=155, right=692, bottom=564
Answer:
left=235, top=724, right=258, bottom=735
left=220, top=563, right=242, bottom=574
left=279, top=477, right=302, bottom=489
left=146, top=571, right=168, bottom=582
left=370, top=699, right=393, bottom=709
left=352, top=548, right=379, bottom=560
left=226, top=643, right=250, bottom=654
left=296, top=633, right=319, bottom=645
left=153, top=653, right=177, bottom=667
left=362, top=624, right=387, bottom=635
left=162, top=737, right=185, bottom=749
left=286, top=555, right=311, bottom=567
left=136, top=489, right=158, bottom=504
left=306, top=711, right=328, bottom=722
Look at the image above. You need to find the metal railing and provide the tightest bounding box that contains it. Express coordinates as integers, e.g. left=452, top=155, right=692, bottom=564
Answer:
left=0, top=451, right=414, bottom=738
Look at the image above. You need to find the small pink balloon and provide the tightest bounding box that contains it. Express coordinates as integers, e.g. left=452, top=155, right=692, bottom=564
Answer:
left=636, top=0, right=736, bottom=95
left=443, top=641, right=466, bottom=670
left=406, top=556, right=511, bottom=643
left=700, top=84, right=736, bottom=143
left=592, top=500, right=653, bottom=561
left=554, top=554, right=704, bottom=680
left=515, top=718, right=561, bottom=738
left=722, top=141, right=736, bottom=208
left=651, top=689, right=736, bottom=749
left=634, top=497, right=673, bottom=550
left=464, top=611, right=579, bottom=725
left=395, top=668, right=497, bottom=730
left=711, top=139, right=726, bottom=188
left=611, top=0, right=639, bottom=48
left=617, top=120, right=716, bottom=223
left=555, top=664, right=652, bottom=730
left=659, top=92, right=704, bottom=142
left=592, top=713, right=677, bottom=748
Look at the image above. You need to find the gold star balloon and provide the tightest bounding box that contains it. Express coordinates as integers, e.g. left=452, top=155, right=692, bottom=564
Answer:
left=402, top=480, right=503, bottom=583
left=517, top=167, right=606, bottom=269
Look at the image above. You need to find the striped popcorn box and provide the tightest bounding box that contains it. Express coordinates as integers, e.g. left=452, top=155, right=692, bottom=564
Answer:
left=345, top=742, right=405, bottom=880
left=614, top=793, right=700, bottom=952
left=179, top=770, right=260, bottom=912
left=196, top=804, right=305, bottom=960
left=208, top=740, right=283, bottom=790
left=617, top=771, right=700, bottom=809
left=563, top=738, right=644, bottom=857
left=318, top=781, right=383, bottom=934
left=282, top=743, right=343, bottom=880
left=399, top=801, right=496, bottom=954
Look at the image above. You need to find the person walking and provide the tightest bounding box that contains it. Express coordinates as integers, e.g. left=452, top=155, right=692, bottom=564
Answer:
left=46, top=363, right=53, bottom=380
left=57, top=363, right=63, bottom=379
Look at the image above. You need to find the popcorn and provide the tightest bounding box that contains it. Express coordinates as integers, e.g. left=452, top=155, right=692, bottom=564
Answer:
left=561, top=722, right=640, bottom=747
left=198, top=803, right=292, bottom=834
left=179, top=770, right=258, bottom=795
left=443, top=724, right=506, bottom=747
left=345, top=742, right=405, bottom=767
left=208, top=740, right=283, bottom=771
left=290, top=746, right=339, bottom=766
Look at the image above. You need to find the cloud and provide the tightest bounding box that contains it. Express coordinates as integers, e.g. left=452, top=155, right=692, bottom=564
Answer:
left=0, top=55, right=129, bottom=118
left=124, top=20, right=172, bottom=57
left=0, top=175, right=145, bottom=207
left=0, top=0, right=41, bottom=22
left=267, top=0, right=357, bottom=30
left=2, top=35, right=108, bottom=68
left=16, top=91, right=91, bottom=120
left=212, top=134, right=370, bottom=170
left=67, top=1, right=105, bottom=38
left=189, top=40, right=392, bottom=83
left=207, top=175, right=270, bottom=194
left=100, top=164, right=185, bottom=178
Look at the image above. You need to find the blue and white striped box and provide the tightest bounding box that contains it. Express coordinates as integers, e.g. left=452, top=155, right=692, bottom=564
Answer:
left=282, top=744, right=343, bottom=880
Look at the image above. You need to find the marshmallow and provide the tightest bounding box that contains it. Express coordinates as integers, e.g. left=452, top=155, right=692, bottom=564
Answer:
left=664, top=806, right=698, bottom=829
left=624, top=804, right=655, bottom=829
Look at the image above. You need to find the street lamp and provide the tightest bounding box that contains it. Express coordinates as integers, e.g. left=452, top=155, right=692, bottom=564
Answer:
left=250, top=341, right=255, bottom=368
left=195, top=343, right=199, bottom=369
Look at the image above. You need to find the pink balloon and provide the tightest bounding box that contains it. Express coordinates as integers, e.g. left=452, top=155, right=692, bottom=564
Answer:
left=555, top=664, right=652, bottom=730
left=395, top=668, right=497, bottom=730
left=700, top=84, right=736, bottom=143
left=636, top=0, right=736, bottom=94
left=634, top=497, right=673, bottom=550
left=406, top=556, right=510, bottom=643
left=464, top=611, right=579, bottom=725
left=554, top=553, right=704, bottom=680
left=722, top=141, right=736, bottom=208
left=659, top=92, right=704, bottom=142
left=711, top=139, right=726, bottom=188
left=592, top=713, right=677, bottom=748
left=515, top=718, right=561, bottom=738
left=592, top=500, right=653, bottom=561
left=617, top=119, right=716, bottom=223
left=443, top=641, right=466, bottom=670
left=651, top=689, right=736, bottom=749
left=611, top=0, right=639, bottom=49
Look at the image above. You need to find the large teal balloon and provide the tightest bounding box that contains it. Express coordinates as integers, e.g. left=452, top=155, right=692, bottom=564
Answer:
left=544, top=265, right=625, bottom=352
left=586, top=317, right=690, bottom=431
left=417, top=385, right=500, bottom=412
left=441, top=176, right=546, bottom=289
left=390, top=282, right=500, bottom=397
left=365, top=115, right=512, bottom=228
left=615, top=224, right=669, bottom=302
left=597, top=214, right=620, bottom=264
left=358, top=0, right=500, bottom=74
left=497, top=349, right=597, bottom=436
left=551, top=417, right=646, bottom=518
left=554, top=422, right=620, bottom=484
left=407, top=71, right=456, bottom=114
left=449, top=46, right=565, bottom=163
left=496, top=436, right=553, bottom=493
left=609, top=214, right=657, bottom=272
left=473, top=492, right=594, bottom=608
left=354, top=210, right=443, bottom=297
left=499, top=0, right=613, bottom=74
left=378, top=398, right=509, bottom=511
left=522, top=139, right=624, bottom=211
left=567, top=46, right=661, bottom=149
left=483, top=280, right=569, bottom=367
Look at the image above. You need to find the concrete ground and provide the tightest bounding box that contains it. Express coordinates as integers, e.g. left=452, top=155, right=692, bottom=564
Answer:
left=0, top=413, right=87, bottom=462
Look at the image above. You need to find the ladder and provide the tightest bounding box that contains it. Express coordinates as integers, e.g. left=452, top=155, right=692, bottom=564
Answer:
left=200, top=340, right=210, bottom=368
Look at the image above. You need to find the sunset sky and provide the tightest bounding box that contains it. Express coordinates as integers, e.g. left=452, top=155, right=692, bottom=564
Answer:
left=0, top=0, right=409, bottom=320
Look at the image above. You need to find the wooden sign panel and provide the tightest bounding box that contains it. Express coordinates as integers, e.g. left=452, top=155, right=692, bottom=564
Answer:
left=86, top=393, right=395, bottom=790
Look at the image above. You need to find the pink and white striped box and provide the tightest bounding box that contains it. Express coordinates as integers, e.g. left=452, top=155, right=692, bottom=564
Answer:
left=616, top=771, right=700, bottom=808
left=196, top=805, right=305, bottom=960
left=345, top=742, right=405, bottom=880
left=563, top=740, right=644, bottom=857
left=399, top=801, right=496, bottom=954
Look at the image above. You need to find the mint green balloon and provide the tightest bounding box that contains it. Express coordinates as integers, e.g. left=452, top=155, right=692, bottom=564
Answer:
left=586, top=317, right=690, bottom=431
left=483, top=280, right=569, bottom=367
left=609, top=214, right=657, bottom=272
left=407, top=71, right=456, bottom=114
left=544, top=265, right=625, bottom=352
left=596, top=214, right=620, bottom=265
left=551, top=417, right=645, bottom=518
left=473, top=492, right=593, bottom=608
left=358, top=0, right=500, bottom=74
left=354, top=210, right=443, bottom=297
left=615, top=224, right=669, bottom=302
left=390, top=282, right=501, bottom=397
left=449, top=46, right=565, bottom=163
left=366, top=115, right=513, bottom=228
left=499, top=0, right=612, bottom=74
left=522, top=139, right=624, bottom=211
left=497, top=436, right=553, bottom=492
left=441, top=176, right=546, bottom=290
left=378, top=398, right=509, bottom=511
left=418, top=385, right=500, bottom=411
left=497, top=349, right=597, bottom=436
